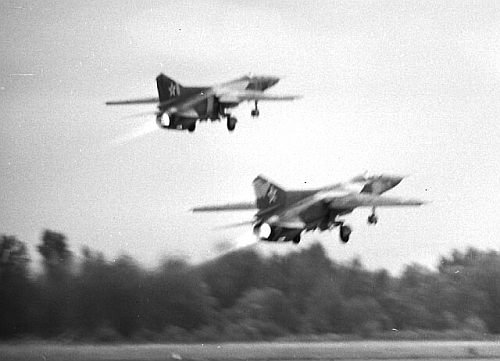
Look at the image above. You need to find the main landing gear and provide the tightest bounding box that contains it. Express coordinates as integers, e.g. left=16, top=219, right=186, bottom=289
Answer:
left=219, top=105, right=237, bottom=131
left=335, top=208, right=379, bottom=243
left=339, top=224, right=352, bottom=243
left=251, top=101, right=260, bottom=117
left=226, top=116, right=237, bottom=131
left=332, top=220, right=351, bottom=243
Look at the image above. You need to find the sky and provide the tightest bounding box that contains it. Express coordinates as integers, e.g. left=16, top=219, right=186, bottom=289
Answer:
left=1, top=0, right=500, bottom=274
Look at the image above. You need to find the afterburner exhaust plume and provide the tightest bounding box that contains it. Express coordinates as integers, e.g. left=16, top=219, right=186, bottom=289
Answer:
left=111, top=119, right=158, bottom=146
left=234, top=230, right=259, bottom=250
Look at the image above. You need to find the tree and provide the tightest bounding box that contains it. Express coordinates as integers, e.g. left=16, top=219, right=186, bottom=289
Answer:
left=302, top=275, right=347, bottom=333
left=270, top=243, right=335, bottom=315
left=439, top=248, right=500, bottom=332
left=0, top=235, right=34, bottom=337
left=228, top=287, right=299, bottom=336
left=136, top=257, right=216, bottom=335
left=199, top=248, right=265, bottom=309
left=73, top=247, right=111, bottom=333
left=104, top=255, right=145, bottom=337
left=38, top=229, right=72, bottom=279
left=36, top=230, right=73, bottom=336
left=339, top=257, right=374, bottom=299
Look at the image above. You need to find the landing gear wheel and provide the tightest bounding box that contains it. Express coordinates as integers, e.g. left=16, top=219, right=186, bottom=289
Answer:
left=187, top=123, right=196, bottom=132
left=227, top=117, right=237, bottom=131
left=292, top=233, right=301, bottom=244
left=367, top=214, right=378, bottom=225
left=339, top=225, right=352, bottom=243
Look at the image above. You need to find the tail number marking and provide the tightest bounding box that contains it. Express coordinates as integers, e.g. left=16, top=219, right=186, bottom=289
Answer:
left=169, top=82, right=180, bottom=97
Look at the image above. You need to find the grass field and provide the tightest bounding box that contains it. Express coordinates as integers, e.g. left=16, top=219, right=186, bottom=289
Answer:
left=1, top=341, right=500, bottom=361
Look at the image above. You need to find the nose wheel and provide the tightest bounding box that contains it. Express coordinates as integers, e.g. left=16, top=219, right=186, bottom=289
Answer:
left=367, top=207, right=378, bottom=225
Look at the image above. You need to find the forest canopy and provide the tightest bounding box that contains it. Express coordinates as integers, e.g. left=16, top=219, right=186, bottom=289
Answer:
left=0, top=230, right=499, bottom=342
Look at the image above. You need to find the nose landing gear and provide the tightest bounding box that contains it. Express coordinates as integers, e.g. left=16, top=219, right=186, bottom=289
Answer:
left=367, top=207, right=378, bottom=225
left=251, top=101, right=260, bottom=117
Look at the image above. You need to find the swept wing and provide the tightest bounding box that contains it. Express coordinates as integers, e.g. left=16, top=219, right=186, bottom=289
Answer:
left=107, top=87, right=299, bottom=114
left=160, top=87, right=299, bottom=114
left=218, top=90, right=301, bottom=103
left=321, top=192, right=426, bottom=209
left=261, top=193, right=424, bottom=231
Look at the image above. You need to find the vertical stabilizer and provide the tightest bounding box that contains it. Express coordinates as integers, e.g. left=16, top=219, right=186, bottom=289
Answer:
left=156, top=74, right=183, bottom=103
left=252, top=175, right=286, bottom=211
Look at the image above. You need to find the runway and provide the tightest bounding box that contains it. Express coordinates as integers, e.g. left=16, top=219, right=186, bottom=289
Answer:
left=1, top=340, right=499, bottom=361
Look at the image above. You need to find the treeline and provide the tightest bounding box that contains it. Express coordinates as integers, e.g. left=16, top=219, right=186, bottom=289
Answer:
left=1, top=230, right=499, bottom=342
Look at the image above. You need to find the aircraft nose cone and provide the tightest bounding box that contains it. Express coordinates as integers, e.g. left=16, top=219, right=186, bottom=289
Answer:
left=390, top=176, right=404, bottom=187
left=379, top=174, right=404, bottom=189
left=268, top=77, right=280, bottom=87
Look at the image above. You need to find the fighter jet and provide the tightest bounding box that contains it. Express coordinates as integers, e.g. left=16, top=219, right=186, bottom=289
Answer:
left=192, top=173, right=426, bottom=244
left=106, top=74, right=301, bottom=132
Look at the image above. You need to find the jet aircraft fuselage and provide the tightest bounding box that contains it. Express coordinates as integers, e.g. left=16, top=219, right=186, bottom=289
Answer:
left=106, top=74, right=295, bottom=132
left=193, top=174, right=423, bottom=244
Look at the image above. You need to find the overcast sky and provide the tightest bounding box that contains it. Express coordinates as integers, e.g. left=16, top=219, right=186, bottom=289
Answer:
left=1, top=0, right=499, bottom=273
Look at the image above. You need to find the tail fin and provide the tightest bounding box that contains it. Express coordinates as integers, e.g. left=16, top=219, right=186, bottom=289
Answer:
left=156, top=74, right=183, bottom=103
left=252, top=175, right=286, bottom=210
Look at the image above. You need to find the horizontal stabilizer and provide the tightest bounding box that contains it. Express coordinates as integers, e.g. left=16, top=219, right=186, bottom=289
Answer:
left=191, top=201, right=256, bottom=212
left=106, top=97, right=158, bottom=105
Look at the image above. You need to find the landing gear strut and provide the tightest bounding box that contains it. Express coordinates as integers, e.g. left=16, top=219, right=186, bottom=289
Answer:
left=251, top=101, right=260, bottom=117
